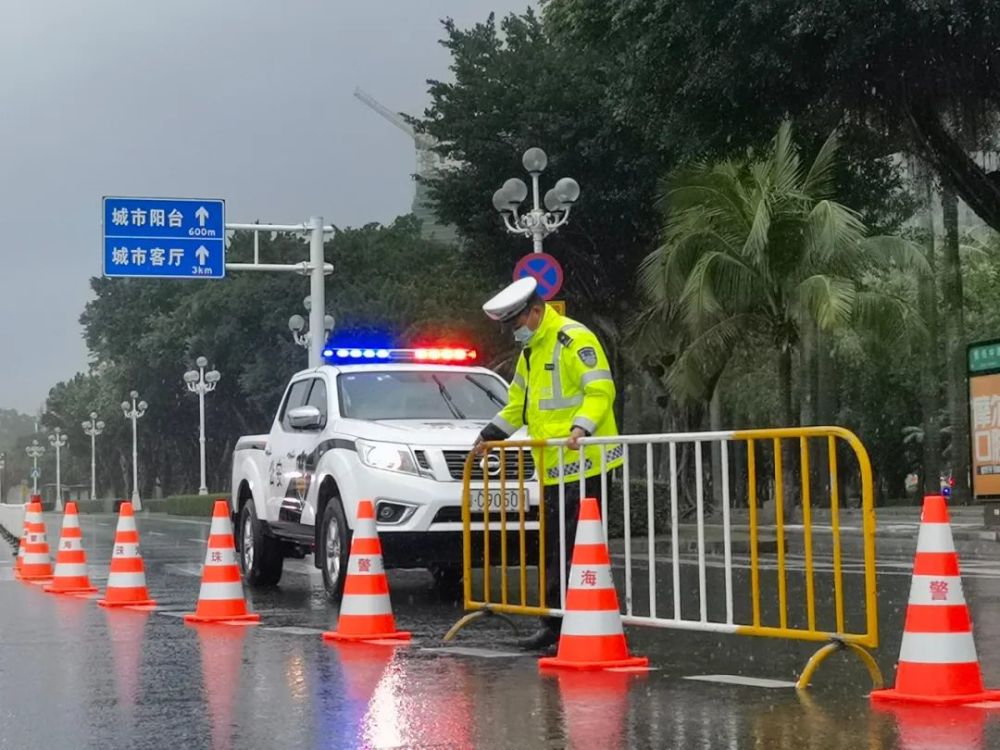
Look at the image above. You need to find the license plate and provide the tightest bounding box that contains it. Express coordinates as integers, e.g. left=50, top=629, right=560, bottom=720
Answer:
left=472, top=488, right=529, bottom=514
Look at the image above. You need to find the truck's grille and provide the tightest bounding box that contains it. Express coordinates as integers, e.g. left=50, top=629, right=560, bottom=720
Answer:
left=442, top=450, right=535, bottom=481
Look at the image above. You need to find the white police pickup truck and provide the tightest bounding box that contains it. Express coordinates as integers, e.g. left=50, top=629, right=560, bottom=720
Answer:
left=229, top=346, right=538, bottom=600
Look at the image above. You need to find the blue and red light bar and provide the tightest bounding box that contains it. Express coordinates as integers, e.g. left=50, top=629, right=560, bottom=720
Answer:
left=323, top=346, right=478, bottom=364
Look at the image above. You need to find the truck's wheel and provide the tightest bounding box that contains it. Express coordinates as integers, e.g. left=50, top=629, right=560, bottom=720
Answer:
left=238, top=501, right=283, bottom=587
left=321, top=497, right=351, bottom=602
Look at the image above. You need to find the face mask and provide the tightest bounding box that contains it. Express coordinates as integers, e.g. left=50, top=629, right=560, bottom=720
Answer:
left=513, top=325, right=534, bottom=345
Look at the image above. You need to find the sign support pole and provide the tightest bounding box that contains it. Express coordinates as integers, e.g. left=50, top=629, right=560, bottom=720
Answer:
left=308, top=217, right=326, bottom=369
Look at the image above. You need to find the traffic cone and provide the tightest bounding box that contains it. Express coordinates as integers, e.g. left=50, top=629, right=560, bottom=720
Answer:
left=98, top=501, right=156, bottom=609
left=323, top=499, right=411, bottom=643
left=539, top=497, right=648, bottom=671
left=871, top=495, right=1000, bottom=705
left=19, top=501, right=54, bottom=582
left=184, top=500, right=259, bottom=624
left=44, top=502, right=97, bottom=594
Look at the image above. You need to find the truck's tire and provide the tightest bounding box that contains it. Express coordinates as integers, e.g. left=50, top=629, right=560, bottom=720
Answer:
left=321, top=496, right=351, bottom=602
left=238, top=501, right=283, bottom=587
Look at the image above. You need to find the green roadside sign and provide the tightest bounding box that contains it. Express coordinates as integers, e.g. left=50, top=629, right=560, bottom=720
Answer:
left=968, top=340, right=1000, bottom=373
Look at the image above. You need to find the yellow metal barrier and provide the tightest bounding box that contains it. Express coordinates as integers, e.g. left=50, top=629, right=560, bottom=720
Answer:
left=444, top=426, right=880, bottom=689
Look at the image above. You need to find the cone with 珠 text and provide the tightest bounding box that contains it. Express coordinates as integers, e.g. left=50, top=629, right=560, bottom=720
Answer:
left=44, top=502, right=97, bottom=594
left=539, top=497, right=647, bottom=671
left=185, top=500, right=259, bottom=624
left=19, top=501, right=54, bottom=582
left=871, top=495, right=1000, bottom=705
left=323, top=499, right=411, bottom=643
left=98, top=501, right=156, bottom=609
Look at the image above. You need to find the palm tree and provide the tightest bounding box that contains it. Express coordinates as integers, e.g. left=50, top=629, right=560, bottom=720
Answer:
left=638, top=121, right=926, bottom=515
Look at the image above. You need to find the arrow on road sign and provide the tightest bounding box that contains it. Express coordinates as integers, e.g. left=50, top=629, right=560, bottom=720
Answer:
left=195, top=206, right=210, bottom=227
left=195, top=246, right=209, bottom=266
left=30, top=468, right=39, bottom=479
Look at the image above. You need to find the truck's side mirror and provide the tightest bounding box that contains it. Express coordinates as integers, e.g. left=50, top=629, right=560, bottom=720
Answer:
left=287, top=405, right=324, bottom=430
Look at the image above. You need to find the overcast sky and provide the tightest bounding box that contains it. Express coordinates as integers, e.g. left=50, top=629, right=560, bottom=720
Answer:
left=0, top=0, right=530, bottom=414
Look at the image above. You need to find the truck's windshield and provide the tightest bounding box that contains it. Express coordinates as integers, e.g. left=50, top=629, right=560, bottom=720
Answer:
left=337, top=370, right=508, bottom=420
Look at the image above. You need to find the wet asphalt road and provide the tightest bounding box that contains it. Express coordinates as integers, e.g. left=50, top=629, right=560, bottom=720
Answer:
left=3, top=512, right=1000, bottom=749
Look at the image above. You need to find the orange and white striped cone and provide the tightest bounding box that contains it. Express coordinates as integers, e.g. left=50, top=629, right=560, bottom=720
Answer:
left=44, top=502, right=97, bottom=594
left=185, top=500, right=260, bottom=625
left=871, top=494, right=1000, bottom=705
left=323, top=499, right=411, bottom=643
left=19, top=501, right=54, bottom=582
left=539, top=497, right=648, bottom=671
left=98, top=501, right=157, bottom=609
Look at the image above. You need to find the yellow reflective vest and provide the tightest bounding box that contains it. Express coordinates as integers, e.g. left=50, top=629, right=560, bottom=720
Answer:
left=487, top=305, right=623, bottom=485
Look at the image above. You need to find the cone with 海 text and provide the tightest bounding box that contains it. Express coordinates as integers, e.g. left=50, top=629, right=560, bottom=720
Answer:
left=323, top=499, right=411, bottom=643
left=19, top=501, right=54, bottom=582
left=185, top=500, right=259, bottom=624
left=539, top=497, right=647, bottom=671
left=871, top=494, right=1000, bottom=705
left=98, top=501, right=156, bottom=609
left=44, top=502, right=97, bottom=594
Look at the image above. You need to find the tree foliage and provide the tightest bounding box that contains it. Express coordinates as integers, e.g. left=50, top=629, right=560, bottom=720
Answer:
left=37, top=216, right=496, bottom=498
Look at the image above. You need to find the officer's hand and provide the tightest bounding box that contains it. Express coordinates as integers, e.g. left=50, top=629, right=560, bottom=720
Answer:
left=566, top=427, right=587, bottom=451
left=472, top=436, right=487, bottom=457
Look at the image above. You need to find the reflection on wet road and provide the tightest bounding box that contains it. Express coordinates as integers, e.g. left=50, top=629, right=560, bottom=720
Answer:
left=3, top=512, right=1000, bottom=748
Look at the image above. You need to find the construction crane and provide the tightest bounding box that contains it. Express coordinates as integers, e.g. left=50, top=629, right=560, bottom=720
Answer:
left=352, top=87, right=457, bottom=243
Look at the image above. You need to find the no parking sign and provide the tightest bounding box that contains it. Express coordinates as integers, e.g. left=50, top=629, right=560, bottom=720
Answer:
left=513, top=252, right=563, bottom=301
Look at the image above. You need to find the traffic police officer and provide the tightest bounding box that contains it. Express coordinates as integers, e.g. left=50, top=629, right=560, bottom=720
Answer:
left=475, top=277, right=623, bottom=650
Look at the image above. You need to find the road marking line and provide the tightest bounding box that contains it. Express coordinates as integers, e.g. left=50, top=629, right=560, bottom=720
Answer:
left=148, top=531, right=166, bottom=536
left=187, top=538, right=206, bottom=544
left=683, top=674, right=797, bottom=688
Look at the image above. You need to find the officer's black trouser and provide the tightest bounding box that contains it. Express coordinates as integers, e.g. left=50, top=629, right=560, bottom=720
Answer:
left=541, top=475, right=605, bottom=634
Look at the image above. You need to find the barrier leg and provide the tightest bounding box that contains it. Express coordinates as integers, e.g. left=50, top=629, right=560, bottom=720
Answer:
left=796, top=638, right=883, bottom=691
left=443, top=608, right=521, bottom=642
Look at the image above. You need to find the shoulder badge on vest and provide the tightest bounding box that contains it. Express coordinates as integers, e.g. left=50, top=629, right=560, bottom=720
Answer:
left=557, top=330, right=574, bottom=347
left=578, top=346, right=598, bottom=368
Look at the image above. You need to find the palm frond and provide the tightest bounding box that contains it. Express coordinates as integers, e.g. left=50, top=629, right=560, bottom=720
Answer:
left=802, top=129, right=841, bottom=199
left=795, top=275, right=856, bottom=331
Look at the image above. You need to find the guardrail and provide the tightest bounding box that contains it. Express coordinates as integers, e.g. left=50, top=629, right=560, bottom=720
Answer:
left=0, top=503, right=26, bottom=543
left=445, top=426, right=881, bottom=689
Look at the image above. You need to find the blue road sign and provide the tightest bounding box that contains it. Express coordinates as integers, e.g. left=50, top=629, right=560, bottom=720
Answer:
left=102, top=197, right=226, bottom=279
left=514, top=252, right=564, bottom=301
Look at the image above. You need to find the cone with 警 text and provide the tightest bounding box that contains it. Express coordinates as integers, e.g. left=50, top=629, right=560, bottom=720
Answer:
left=871, top=494, right=1000, bottom=705
left=185, top=500, right=259, bottom=624
left=19, top=501, right=54, bottom=582
left=539, top=496, right=647, bottom=671
left=44, top=502, right=97, bottom=594
left=98, top=501, right=156, bottom=609
left=323, top=499, right=411, bottom=643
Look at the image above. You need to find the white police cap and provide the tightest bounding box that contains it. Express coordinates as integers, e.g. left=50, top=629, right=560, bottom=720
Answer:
left=482, top=277, right=539, bottom=322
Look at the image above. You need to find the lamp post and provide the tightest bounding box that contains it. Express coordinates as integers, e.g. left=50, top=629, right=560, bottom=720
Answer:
left=25, top=440, right=45, bottom=497
left=47, top=428, right=68, bottom=512
left=184, top=357, right=221, bottom=496
left=289, top=295, right=336, bottom=353
left=0, top=452, right=5, bottom=504
left=121, top=391, right=148, bottom=511
left=82, top=412, right=105, bottom=503
left=492, top=147, right=581, bottom=253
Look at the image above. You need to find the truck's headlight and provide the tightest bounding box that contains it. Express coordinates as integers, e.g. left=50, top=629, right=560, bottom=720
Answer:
left=357, top=440, right=419, bottom=475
